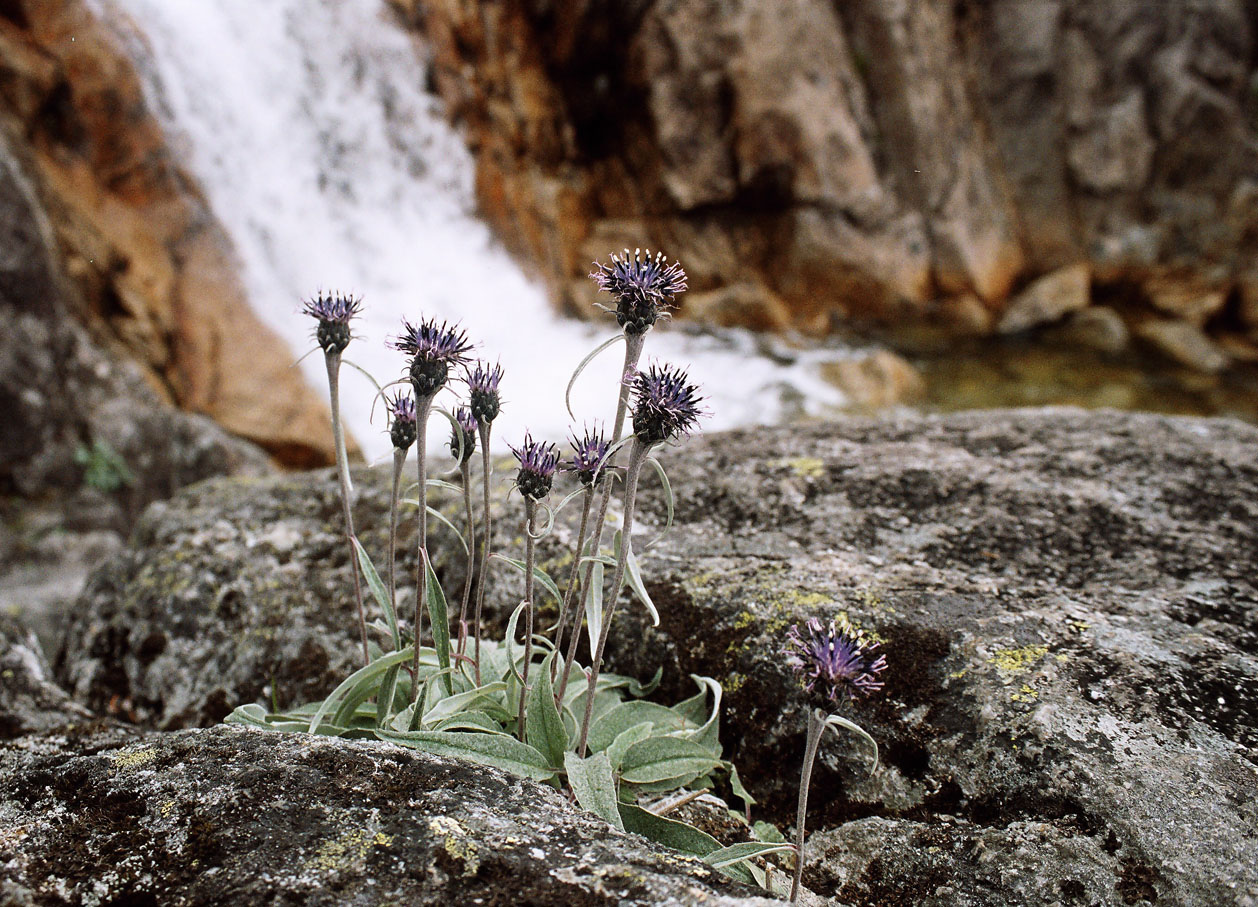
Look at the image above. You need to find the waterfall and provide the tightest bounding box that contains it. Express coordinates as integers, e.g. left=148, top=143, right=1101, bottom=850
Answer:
left=90, top=0, right=845, bottom=457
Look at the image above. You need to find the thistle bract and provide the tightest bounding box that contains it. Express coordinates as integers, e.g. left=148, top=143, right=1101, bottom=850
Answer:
left=510, top=433, right=560, bottom=501
left=630, top=362, right=705, bottom=445
left=387, top=391, right=418, bottom=451
left=466, top=361, right=504, bottom=425
left=390, top=318, right=472, bottom=398
left=566, top=425, right=612, bottom=486
left=786, top=616, right=888, bottom=703
left=303, top=292, right=362, bottom=354
left=590, top=248, right=687, bottom=335
left=450, top=406, right=477, bottom=464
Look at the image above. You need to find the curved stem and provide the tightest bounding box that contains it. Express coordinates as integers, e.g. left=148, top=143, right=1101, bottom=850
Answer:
left=472, top=421, right=494, bottom=685
left=326, top=351, right=368, bottom=666
left=411, top=394, right=434, bottom=701
left=577, top=439, right=651, bottom=755
left=552, top=487, right=593, bottom=682
left=791, top=708, right=827, bottom=903
left=387, top=446, right=406, bottom=645
left=456, top=459, right=476, bottom=656
left=517, top=498, right=538, bottom=741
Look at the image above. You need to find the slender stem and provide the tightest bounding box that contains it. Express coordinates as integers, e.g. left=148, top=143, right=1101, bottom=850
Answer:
left=472, top=421, right=494, bottom=685
left=456, top=459, right=476, bottom=656
left=517, top=498, right=538, bottom=741
left=577, top=439, right=651, bottom=755
left=326, top=351, right=368, bottom=666
left=411, top=394, right=434, bottom=702
left=552, top=487, right=593, bottom=681
left=791, top=708, right=827, bottom=903
left=387, top=446, right=406, bottom=645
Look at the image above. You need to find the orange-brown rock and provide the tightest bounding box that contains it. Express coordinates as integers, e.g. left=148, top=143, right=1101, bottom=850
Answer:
left=0, top=1, right=338, bottom=467
left=400, top=0, right=1258, bottom=344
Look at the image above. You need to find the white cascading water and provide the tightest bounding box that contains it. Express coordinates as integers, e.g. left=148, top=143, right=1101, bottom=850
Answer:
left=89, top=0, right=847, bottom=458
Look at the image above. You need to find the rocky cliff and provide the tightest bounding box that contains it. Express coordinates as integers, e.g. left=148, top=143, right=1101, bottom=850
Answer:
left=398, top=0, right=1258, bottom=367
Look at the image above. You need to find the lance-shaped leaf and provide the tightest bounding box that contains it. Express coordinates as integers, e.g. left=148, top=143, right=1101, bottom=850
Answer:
left=564, top=751, right=624, bottom=831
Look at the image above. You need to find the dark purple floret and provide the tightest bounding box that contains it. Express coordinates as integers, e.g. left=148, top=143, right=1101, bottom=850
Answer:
left=450, top=406, right=477, bottom=464
left=590, top=248, right=687, bottom=335
left=387, top=391, right=418, bottom=451
left=785, top=616, right=888, bottom=703
left=565, top=424, right=612, bottom=486
left=465, top=361, right=505, bottom=425
left=510, top=433, right=561, bottom=501
left=390, top=318, right=473, bottom=398
left=629, top=362, right=705, bottom=445
left=302, top=292, right=362, bottom=354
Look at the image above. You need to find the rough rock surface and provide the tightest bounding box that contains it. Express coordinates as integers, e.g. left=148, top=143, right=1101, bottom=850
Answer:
left=0, top=0, right=337, bottom=465
left=0, top=617, right=96, bottom=740
left=60, top=409, right=1258, bottom=905
left=397, top=0, right=1258, bottom=345
left=0, top=725, right=777, bottom=906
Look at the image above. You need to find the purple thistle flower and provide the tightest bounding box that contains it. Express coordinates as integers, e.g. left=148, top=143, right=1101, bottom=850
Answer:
left=450, top=406, right=478, bottom=464
left=785, top=616, right=888, bottom=703
left=590, top=248, right=687, bottom=335
left=302, top=291, right=362, bottom=354
left=465, top=361, right=505, bottom=425
left=565, top=424, right=612, bottom=486
left=629, top=362, right=705, bottom=445
left=510, top=433, right=561, bottom=501
left=390, top=318, right=473, bottom=398
left=387, top=391, right=418, bottom=451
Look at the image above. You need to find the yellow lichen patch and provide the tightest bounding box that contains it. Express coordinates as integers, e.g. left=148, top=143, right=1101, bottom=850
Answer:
left=428, top=817, right=480, bottom=877
left=989, top=645, right=1049, bottom=679
left=1071, top=621, right=1091, bottom=633
left=1011, top=684, right=1040, bottom=703
left=775, top=457, right=826, bottom=479
left=304, top=828, right=393, bottom=874
left=159, top=800, right=176, bottom=818
left=724, top=672, right=747, bottom=693
left=948, top=668, right=968, bottom=680
left=109, top=748, right=158, bottom=771
left=731, top=610, right=756, bottom=631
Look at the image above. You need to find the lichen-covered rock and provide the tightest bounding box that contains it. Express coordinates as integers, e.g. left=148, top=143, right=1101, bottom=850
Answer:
left=0, top=617, right=96, bottom=739
left=0, top=726, right=777, bottom=906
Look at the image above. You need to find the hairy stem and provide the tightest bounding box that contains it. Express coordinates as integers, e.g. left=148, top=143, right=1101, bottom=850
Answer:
left=791, top=708, right=827, bottom=903
left=326, top=351, right=368, bottom=665
left=577, top=439, right=651, bottom=755
left=552, top=486, right=593, bottom=686
left=387, top=446, right=406, bottom=649
left=517, top=498, right=538, bottom=741
left=456, top=458, right=476, bottom=656
left=410, top=394, right=434, bottom=701
left=472, top=421, right=494, bottom=685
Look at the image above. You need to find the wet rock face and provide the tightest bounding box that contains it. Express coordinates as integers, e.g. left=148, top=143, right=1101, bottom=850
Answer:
left=57, top=409, right=1258, bottom=904
left=405, top=0, right=1258, bottom=340
left=0, top=726, right=775, bottom=906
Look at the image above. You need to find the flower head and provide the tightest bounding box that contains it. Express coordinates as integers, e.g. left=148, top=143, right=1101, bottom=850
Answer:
left=785, top=616, right=887, bottom=703
left=387, top=391, right=418, bottom=451
left=465, top=361, right=505, bottom=425
left=590, top=248, right=687, bottom=335
left=629, top=362, right=705, bottom=445
left=565, top=424, right=612, bottom=486
left=302, top=291, right=362, bottom=354
left=390, top=318, right=473, bottom=398
left=450, top=406, right=477, bottom=464
left=510, top=433, right=560, bottom=501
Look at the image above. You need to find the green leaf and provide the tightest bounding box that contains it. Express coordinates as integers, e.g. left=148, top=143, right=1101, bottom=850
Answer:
left=587, top=701, right=686, bottom=754
left=728, top=763, right=757, bottom=809
left=677, top=675, right=722, bottom=754
left=604, top=721, right=654, bottom=771
left=353, top=538, right=400, bottom=651
left=566, top=332, right=623, bottom=420
left=421, top=550, right=454, bottom=697
left=491, top=554, right=562, bottom=606
left=702, top=841, right=794, bottom=869
left=527, top=653, right=567, bottom=769
left=307, top=648, right=414, bottom=734
left=751, top=821, right=784, bottom=844
left=225, top=704, right=270, bottom=728
left=431, top=711, right=514, bottom=735
left=625, top=666, right=663, bottom=698
left=583, top=560, right=603, bottom=659
left=377, top=729, right=556, bottom=782
left=619, top=736, right=723, bottom=787
left=375, top=665, right=402, bottom=727
left=564, top=751, right=625, bottom=831
left=617, top=803, right=721, bottom=857
left=420, top=681, right=508, bottom=729
left=502, top=601, right=528, bottom=687
left=823, top=712, right=880, bottom=775
left=643, top=456, right=674, bottom=549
